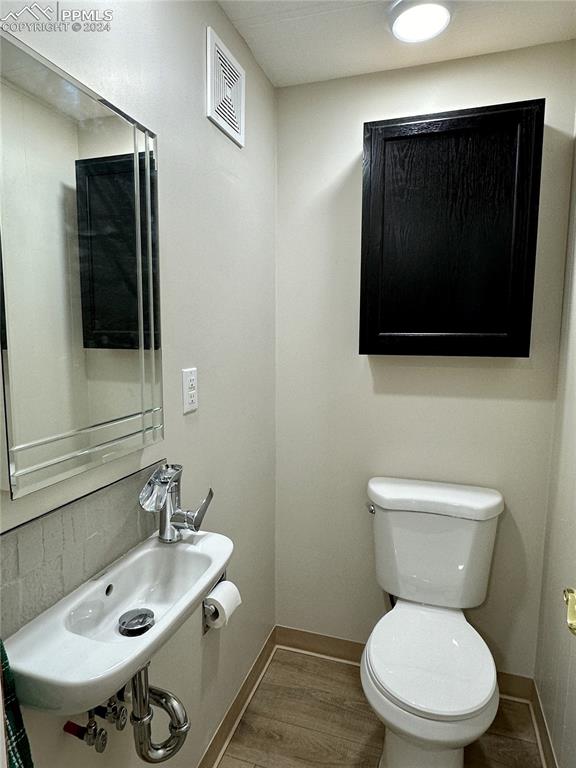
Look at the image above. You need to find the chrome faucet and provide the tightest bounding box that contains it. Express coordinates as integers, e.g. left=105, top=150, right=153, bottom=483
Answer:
left=139, top=464, right=214, bottom=543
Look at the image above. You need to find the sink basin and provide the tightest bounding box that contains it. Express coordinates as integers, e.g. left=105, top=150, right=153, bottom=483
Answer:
left=5, top=530, right=233, bottom=714
left=66, top=546, right=212, bottom=643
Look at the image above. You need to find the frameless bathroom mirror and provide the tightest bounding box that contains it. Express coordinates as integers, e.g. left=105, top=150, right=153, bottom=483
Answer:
left=0, top=33, right=163, bottom=498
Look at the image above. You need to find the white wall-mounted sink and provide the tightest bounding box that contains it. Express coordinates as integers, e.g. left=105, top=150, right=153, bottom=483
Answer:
left=5, top=530, right=233, bottom=715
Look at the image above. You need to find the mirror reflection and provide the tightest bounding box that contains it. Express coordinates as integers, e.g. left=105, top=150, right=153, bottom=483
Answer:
left=0, top=35, right=163, bottom=498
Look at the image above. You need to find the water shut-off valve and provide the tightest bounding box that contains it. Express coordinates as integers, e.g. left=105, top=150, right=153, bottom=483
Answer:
left=63, top=715, right=108, bottom=753
left=63, top=693, right=127, bottom=752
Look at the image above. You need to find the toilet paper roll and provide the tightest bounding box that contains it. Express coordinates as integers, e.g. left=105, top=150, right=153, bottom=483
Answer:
left=204, top=580, right=242, bottom=629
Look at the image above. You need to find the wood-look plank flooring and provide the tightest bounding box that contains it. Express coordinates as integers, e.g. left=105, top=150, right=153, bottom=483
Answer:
left=218, top=649, right=543, bottom=768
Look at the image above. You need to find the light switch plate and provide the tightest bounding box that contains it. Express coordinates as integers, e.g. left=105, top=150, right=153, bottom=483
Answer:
left=182, top=367, right=198, bottom=414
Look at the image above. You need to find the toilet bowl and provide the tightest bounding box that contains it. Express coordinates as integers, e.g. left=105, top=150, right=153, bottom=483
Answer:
left=361, top=600, right=499, bottom=768
left=361, top=477, right=504, bottom=768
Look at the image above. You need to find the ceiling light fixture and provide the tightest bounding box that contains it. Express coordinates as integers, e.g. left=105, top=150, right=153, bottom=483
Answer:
left=389, top=0, right=451, bottom=43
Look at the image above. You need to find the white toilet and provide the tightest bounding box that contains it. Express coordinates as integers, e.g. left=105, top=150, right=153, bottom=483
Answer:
left=361, top=477, right=504, bottom=768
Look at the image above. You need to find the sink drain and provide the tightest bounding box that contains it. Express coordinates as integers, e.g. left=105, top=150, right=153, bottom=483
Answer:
left=118, top=608, right=155, bottom=637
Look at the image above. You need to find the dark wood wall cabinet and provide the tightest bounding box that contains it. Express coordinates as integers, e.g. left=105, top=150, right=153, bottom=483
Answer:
left=360, top=99, right=545, bottom=357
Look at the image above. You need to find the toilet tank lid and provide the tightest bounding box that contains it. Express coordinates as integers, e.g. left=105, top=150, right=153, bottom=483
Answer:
left=367, top=477, right=504, bottom=521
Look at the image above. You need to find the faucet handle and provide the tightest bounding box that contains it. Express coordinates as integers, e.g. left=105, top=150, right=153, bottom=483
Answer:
left=139, top=464, right=183, bottom=512
left=187, top=488, right=214, bottom=532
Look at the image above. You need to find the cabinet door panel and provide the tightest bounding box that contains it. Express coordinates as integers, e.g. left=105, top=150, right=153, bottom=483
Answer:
left=360, top=100, right=544, bottom=356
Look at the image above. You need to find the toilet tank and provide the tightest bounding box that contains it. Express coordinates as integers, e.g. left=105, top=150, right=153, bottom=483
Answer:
left=368, top=477, right=504, bottom=609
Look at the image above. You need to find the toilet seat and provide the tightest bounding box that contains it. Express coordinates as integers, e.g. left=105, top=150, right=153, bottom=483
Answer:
left=365, top=600, right=497, bottom=723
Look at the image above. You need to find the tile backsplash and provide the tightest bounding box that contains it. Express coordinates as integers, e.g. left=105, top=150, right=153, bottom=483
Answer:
left=0, top=463, right=162, bottom=638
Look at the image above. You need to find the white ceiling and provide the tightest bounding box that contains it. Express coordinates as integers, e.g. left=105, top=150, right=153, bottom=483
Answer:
left=219, top=0, right=576, bottom=87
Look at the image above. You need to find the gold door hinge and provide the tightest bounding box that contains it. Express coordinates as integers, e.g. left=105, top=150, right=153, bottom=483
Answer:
left=563, top=588, right=576, bottom=637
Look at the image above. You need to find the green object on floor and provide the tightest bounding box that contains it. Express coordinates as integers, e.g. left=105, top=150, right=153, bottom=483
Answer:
left=1, top=639, right=34, bottom=768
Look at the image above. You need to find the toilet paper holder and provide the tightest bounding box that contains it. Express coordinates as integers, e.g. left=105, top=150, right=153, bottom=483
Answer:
left=202, top=571, right=226, bottom=634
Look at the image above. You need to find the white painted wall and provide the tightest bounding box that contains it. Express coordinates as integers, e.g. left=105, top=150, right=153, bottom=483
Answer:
left=2, top=2, right=276, bottom=767
left=276, top=41, right=576, bottom=677
left=536, top=113, right=576, bottom=766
